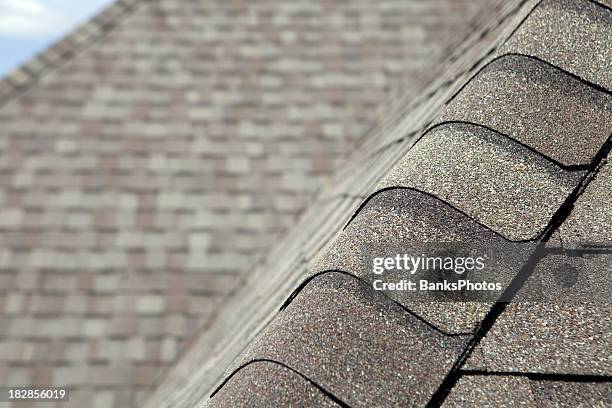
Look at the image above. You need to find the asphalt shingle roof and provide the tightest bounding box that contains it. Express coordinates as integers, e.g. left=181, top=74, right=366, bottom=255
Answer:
left=438, top=55, right=612, bottom=167
left=556, top=157, right=612, bottom=245
left=443, top=375, right=538, bottom=407
left=207, top=361, right=340, bottom=408
left=467, top=300, right=611, bottom=375
left=467, top=199, right=612, bottom=377
left=500, top=0, right=612, bottom=90
left=144, top=2, right=534, bottom=401
left=0, top=0, right=499, bottom=405
left=443, top=375, right=612, bottom=407
left=377, top=123, right=583, bottom=241
left=314, top=188, right=531, bottom=334
left=203, top=0, right=611, bottom=406
left=224, top=272, right=468, bottom=408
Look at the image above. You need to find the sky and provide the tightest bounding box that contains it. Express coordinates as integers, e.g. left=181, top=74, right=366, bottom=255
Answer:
left=0, top=0, right=115, bottom=77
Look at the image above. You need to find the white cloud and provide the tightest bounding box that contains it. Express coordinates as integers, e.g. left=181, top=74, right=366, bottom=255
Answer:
left=0, top=0, right=72, bottom=37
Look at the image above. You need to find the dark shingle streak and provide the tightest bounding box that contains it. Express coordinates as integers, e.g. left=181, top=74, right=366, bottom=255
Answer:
left=233, top=272, right=468, bottom=407
left=315, top=188, right=533, bottom=334
left=438, top=55, right=612, bottom=167
left=377, top=123, right=583, bottom=241
left=205, top=361, right=339, bottom=408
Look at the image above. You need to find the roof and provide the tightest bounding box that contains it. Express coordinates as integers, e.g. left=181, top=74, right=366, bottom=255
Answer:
left=144, top=0, right=542, bottom=405
left=196, top=0, right=612, bottom=406
left=0, top=0, right=503, bottom=406
left=444, top=375, right=610, bottom=407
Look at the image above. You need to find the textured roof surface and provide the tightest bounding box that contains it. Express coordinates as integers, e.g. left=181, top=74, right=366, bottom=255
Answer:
left=377, top=123, right=583, bottom=241
left=467, top=254, right=612, bottom=376
left=0, top=0, right=497, bottom=406
left=467, top=301, right=611, bottom=375
left=467, top=202, right=612, bottom=376
left=146, top=1, right=534, bottom=405
left=444, top=375, right=612, bottom=407
left=516, top=252, right=612, bottom=302
left=438, top=55, right=612, bottom=167
left=443, top=375, right=537, bottom=407
left=225, top=272, right=468, bottom=407
left=556, top=157, right=612, bottom=245
left=501, top=0, right=612, bottom=89
left=314, top=188, right=531, bottom=334
left=207, top=361, right=339, bottom=408
left=201, top=0, right=612, bottom=406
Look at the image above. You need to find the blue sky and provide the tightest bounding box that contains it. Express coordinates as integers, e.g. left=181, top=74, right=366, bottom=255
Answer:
left=0, top=0, right=114, bottom=77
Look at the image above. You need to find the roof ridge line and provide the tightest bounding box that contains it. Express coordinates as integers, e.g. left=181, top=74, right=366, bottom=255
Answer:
left=0, top=0, right=144, bottom=107
left=349, top=0, right=535, bottom=158
left=417, top=121, right=590, bottom=172
left=448, top=53, right=612, bottom=105
left=367, top=50, right=612, bottom=159
left=143, top=1, right=540, bottom=405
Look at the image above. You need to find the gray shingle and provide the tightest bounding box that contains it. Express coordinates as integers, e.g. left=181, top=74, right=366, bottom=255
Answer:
left=147, top=0, right=612, bottom=406
left=515, top=252, right=612, bottom=303
left=500, top=0, right=612, bottom=90
left=314, top=188, right=533, bottom=334
left=557, top=158, right=612, bottom=245
left=0, top=0, right=499, bottom=404
left=377, top=123, right=583, bottom=241
left=205, top=361, right=339, bottom=408
left=438, top=55, right=612, bottom=167
left=444, top=375, right=612, bottom=407
left=530, top=379, right=612, bottom=408
left=443, top=375, right=537, bottom=407
left=467, top=253, right=612, bottom=375
left=231, top=272, right=469, bottom=407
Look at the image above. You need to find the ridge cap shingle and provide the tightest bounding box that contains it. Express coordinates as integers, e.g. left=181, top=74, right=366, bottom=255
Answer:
left=206, top=0, right=611, bottom=405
